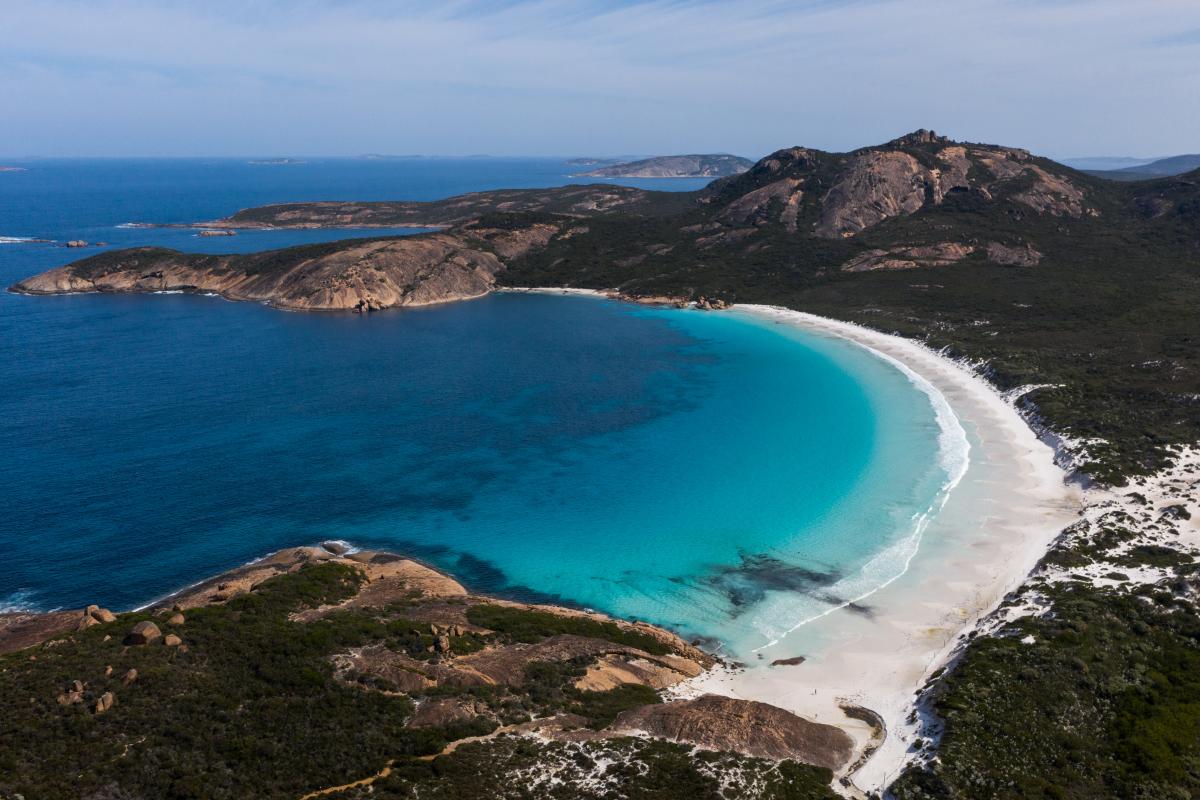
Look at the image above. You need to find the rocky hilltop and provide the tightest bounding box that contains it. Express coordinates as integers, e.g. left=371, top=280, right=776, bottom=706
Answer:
left=0, top=545, right=849, bottom=798
left=573, top=153, right=754, bottom=178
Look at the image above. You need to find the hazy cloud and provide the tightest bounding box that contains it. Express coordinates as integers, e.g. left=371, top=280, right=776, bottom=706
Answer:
left=2, top=0, right=1198, bottom=157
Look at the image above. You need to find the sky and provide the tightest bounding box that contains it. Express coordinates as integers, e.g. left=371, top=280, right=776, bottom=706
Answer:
left=2, top=0, right=1198, bottom=159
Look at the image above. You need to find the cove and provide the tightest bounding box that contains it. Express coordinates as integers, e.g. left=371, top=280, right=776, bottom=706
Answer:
left=0, top=290, right=949, bottom=657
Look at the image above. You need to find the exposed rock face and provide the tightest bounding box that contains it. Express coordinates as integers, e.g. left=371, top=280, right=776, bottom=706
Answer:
left=817, top=151, right=940, bottom=238
left=612, top=695, right=855, bottom=771
left=574, top=652, right=702, bottom=691
left=0, top=611, right=81, bottom=655
left=987, top=241, right=1044, bottom=266
left=338, top=634, right=704, bottom=693
left=408, top=697, right=493, bottom=728
left=841, top=242, right=976, bottom=271
left=12, top=225, right=556, bottom=312
left=718, top=178, right=803, bottom=231
left=155, top=546, right=467, bottom=614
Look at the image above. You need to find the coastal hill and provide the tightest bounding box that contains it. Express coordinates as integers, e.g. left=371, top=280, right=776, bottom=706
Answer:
left=572, top=153, right=754, bottom=178
left=0, top=545, right=848, bottom=798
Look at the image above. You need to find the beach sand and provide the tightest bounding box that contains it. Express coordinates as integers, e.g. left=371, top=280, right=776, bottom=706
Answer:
left=671, top=305, right=1081, bottom=793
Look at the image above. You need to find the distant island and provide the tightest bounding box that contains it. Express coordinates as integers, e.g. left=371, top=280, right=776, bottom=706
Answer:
left=565, top=157, right=621, bottom=166
left=0, top=165, right=28, bottom=172
left=1081, top=152, right=1200, bottom=181
left=573, top=153, right=754, bottom=178
left=248, top=158, right=307, bottom=166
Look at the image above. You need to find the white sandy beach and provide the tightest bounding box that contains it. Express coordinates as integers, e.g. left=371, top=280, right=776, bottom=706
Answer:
left=511, top=290, right=1082, bottom=794
left=674, top=305, right=1081, bottom=793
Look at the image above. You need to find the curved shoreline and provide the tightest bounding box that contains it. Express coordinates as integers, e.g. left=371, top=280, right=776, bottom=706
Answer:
left=511, top=289, right=1079, bottom=792
left=739, top=306, right=972, bottom=651
left=681, top=303, right=1080, bottom=792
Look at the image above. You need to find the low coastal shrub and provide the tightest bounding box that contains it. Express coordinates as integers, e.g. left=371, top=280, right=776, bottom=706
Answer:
left=465, top=604, right=672, bottom=655
left=891, top=584, right=1200, bottom=799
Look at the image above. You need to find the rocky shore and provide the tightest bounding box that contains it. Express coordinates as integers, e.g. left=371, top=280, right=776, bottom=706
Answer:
left=0, top=544, right=854, bottom=797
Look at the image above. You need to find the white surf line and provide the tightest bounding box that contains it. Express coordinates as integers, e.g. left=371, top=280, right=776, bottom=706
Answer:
left=736, top=304, right=971, bottom=650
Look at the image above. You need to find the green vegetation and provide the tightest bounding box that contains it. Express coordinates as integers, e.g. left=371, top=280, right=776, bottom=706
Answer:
left=2, top=565, right=818, bottom=799
left=465, top=604, right=673, bottom=656
left=891, top=582, right=1200, bottom=800
left=362, top=737, right=839, bottom=799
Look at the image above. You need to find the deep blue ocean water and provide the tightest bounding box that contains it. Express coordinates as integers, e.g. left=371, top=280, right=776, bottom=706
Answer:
left=0, top=158, right=948, bottom=654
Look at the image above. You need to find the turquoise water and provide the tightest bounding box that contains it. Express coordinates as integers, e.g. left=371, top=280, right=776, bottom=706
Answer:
left=0, top=159, right=950, bottom=656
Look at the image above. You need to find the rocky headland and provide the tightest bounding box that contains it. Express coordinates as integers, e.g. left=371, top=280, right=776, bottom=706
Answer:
left=0, top=544, right=851, bottom=798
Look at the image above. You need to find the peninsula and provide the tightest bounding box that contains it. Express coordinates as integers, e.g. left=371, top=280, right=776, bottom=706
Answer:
left=0, top=544, right=848, bottom=798
left=572, top=153, right=753, bottom=178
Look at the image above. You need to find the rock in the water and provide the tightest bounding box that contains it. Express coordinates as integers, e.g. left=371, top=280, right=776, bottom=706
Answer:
left=65, top=240, right=88, bottom=248
left=770, top=656, right=807, bottom=667
left=124, top=621, right=161, bottom=646
left=611, top=694, right=854, bottom=771
left=320, top=540, right=350, bottom=555
left=163, top=634, right=182, bottom=647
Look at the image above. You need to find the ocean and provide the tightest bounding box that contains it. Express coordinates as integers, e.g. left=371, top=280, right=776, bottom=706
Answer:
left=0, top=158, right=952, bottom=656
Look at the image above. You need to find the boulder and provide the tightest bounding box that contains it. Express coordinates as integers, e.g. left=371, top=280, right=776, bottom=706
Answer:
left=123, top=621, right=161, bottom=646
left=65, top=240, right=88, bottom=248
left=76, top=614, right=100, bottom=631
left=122, top=668, right=138, bottom=685
left=91, top=607, right=117, bottom=624
left=434, top=634, right=452, bottom=654
left=104, top=665, right=113, bottom=677
left=94, top=692, right=115, bottom=714
left=163, top=634, right=183, bottom=647
left=167, top=614, right=185, bottom=626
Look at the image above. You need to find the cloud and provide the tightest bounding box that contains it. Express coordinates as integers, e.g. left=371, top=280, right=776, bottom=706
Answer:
left=1, top=0, right=1198, bottom=156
